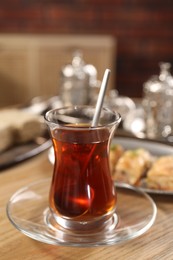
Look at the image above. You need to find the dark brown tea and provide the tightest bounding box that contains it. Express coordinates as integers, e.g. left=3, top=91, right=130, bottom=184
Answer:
left=49, top=125, right=117, bottom=221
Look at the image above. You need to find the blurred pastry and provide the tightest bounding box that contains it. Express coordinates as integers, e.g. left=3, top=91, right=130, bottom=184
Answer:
left=0, top=109, right=45, bottom=151
left=109, top=144, right=124, bottom=174
left=9, top=110, right=45, bottom=143
left=147, top=155, right=173, bottom=190
left=0, top=122, right=13, bottom=152
left=113, top=148, right=152, bottom=185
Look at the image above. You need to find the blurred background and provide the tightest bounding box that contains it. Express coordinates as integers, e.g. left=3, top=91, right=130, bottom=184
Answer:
left=0, top=0, right=173, bottom=106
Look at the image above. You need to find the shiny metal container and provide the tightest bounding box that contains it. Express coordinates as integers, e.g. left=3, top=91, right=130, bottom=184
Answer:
left=59, top=51, right=97, bottom=106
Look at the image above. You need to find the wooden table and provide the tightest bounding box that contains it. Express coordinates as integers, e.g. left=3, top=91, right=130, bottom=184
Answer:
left=1, top=151, right=173, bottom=260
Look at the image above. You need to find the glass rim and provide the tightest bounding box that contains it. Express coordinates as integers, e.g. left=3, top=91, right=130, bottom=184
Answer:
left=44, top=105, right=121, bottom=130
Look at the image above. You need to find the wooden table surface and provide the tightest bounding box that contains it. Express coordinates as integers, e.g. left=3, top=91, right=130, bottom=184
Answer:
left=1, top=151, right=173, bottom=260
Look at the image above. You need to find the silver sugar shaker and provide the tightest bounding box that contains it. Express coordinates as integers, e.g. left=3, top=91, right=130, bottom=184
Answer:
left=142, top=62, right=173, bottom=139
left=59, top=51, right=97, bottom=106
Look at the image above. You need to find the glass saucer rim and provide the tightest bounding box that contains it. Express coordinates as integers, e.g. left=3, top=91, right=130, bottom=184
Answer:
left=6, top=178, right=157, bottom=247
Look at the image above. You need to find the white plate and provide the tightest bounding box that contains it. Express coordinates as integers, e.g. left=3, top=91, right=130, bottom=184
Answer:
left=48, top=137, right=173, bottom=195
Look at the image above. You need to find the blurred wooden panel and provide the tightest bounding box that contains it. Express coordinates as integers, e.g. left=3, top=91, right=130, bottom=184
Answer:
left=0, top=1, right=173, bottom=97
left=0, top=49, right=30, bottom=107
left=38, top=35, right=116, bottom=96
left=0, top=34, right=116, bottom=107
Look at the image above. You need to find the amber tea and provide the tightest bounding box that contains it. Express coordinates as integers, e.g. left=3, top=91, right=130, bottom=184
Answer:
left=49, top=125, right=117, bottom=221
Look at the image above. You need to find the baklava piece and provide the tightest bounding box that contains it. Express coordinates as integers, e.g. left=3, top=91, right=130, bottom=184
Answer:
left=0, top=123, right=13, bottom=152
left=147, top=155, right=173, bottom=190
left=109, top=144, right=124, bottom=174
left=11, top=110, right=45, bottom=143
left=113, top=148, right=152, bottom=185
left=0, top=109, right=45, bottom=148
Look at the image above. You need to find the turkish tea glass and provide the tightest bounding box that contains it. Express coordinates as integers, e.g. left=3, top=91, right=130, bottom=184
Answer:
left=45, top=106, right=121, bottom=232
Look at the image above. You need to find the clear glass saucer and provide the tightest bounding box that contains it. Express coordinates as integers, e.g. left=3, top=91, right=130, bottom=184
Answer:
left=6, top=178, right=157, bottom=247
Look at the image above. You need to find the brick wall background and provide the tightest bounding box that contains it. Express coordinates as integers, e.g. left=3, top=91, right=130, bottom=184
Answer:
left=0, top=0, right=173, bottom=97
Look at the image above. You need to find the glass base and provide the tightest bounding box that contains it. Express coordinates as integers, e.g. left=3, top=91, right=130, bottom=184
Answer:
left=6, top=178, right=157, bottom=247
left=48, top=209, right=118, bottom=232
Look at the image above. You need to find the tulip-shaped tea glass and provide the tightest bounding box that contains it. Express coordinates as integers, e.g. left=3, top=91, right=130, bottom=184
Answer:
left=45, top=106, right=121, bottom=232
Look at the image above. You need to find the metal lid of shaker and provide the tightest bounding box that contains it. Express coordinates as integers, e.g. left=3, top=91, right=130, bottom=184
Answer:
left=143, top=62, right=173, bottom=94
left=159, top=62, right=173, bottom=87
left=84, top=64, right=97, bottom=87
left=61, top=50, right=86, bottom=79
left=143, top=75, right=163, bottom=95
